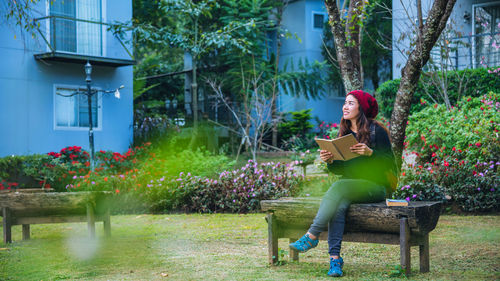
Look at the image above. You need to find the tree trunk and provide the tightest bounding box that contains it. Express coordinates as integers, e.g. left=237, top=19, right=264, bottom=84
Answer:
left=324, top=0, right=364, bottom=93
left=390, top=0, right=457, bottom=166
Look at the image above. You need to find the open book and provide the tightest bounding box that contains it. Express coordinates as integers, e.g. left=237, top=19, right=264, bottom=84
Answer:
left=315, top=134, right=360, bottom=161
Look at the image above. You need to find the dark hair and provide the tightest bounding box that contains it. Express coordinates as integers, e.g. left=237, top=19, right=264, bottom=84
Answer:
left=338, top=109, right=390, bottom=146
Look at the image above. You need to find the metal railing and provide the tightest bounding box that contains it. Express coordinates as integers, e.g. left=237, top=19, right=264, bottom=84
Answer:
left=428, top=32, right=500, bottom=71
left=33, top=15, right=133, bottom=59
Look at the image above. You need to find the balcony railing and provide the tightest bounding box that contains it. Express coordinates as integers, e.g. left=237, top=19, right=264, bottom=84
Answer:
left=428, top=32, right=500, bottom=71
left=33, top=15, right=134, bottom=67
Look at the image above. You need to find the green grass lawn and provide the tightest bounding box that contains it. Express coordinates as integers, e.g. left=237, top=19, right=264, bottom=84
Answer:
left=1, top=213, right=499, bottom=280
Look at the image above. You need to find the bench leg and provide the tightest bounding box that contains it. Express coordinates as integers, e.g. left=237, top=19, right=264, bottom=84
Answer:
left=267, top=214, right=278, bottom=265
left=2, top=207, right=12, bottom=244
left=103, top=208, right=111, bottom=238
left=86, top=203, right=96, bottom=238
left=289, top=238, right=299, bottom=262
left=22, top=224, right=30, bottom=240
left=400, top=217, right=411, bottom=276
left=419, top=233, right=430, bottom=273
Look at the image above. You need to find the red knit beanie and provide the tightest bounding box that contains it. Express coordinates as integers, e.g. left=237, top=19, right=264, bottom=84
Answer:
left=347, top=90, right=379, bottom=119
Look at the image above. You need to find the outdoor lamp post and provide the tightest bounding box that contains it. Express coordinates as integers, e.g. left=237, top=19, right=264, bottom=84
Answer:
left=85, top=61, right=95, bottom=170
left=56, top=61, right=124, bottom=171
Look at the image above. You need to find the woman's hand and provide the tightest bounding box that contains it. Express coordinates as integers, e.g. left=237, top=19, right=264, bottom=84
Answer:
left=350, top=143, right=373, bottom=156
left=320, top=150, right=334, bottom=163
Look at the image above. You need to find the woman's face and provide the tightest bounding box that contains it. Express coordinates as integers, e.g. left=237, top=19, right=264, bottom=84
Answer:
left=343, top=94, right=360, bottom=121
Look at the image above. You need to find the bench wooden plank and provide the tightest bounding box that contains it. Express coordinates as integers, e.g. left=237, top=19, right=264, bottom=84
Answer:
left=261, top=198, right=441, bottom=235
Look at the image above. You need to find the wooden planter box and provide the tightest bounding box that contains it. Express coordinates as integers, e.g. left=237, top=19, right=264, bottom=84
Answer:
left=1, top=191, right=112, bottom=243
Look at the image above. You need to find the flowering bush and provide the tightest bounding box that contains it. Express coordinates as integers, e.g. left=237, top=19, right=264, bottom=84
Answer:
left=95, top=142, right=150, bottom=173
left=48, top=146, right=90, bottom=168
left=316, top=121, right=339, bottom=139
left=140, top=160, right=303, bottom=213
left=394, top=92, right=500, bottom=212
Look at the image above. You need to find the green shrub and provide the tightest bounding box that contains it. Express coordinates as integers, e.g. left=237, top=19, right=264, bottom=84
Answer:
left=278, top=109, right=314, bottom=147
left=393, top=92, right=500, bottom=212
left=114, top=160, right=303, bottom=214
left=0, top=154, right=69, bottom=191
left=173, top=160, right=303, bottom=213
left=376, top=67, right=500, bottom=119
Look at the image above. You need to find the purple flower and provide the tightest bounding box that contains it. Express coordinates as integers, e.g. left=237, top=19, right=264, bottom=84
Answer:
left=412, top=194, right=417, bottom=198
left=490, top=164, right=494, bottom=169
left=479, top=172, right=484, bottom=177
left=147, top=184, right=152, bottom=187
left=73, top=175, right=77, bottom=179
left=91, top=181, right=95, bottom=185
left=160, top=177, right=165, bottom=181
left=306, top=193, right=310, bottom=197
left=490, top=188, right=495, bottom=192
left=405, top=197, right=410, bottom=201
left=477, top=188, right=481, bottom=191
left=233, top=199, right=236, bottom=203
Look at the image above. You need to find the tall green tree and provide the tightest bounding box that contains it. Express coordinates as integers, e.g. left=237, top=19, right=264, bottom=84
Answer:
left=324, top=0, right=457, bottom=167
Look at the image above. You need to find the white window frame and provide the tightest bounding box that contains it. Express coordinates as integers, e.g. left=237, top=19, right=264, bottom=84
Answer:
left=472, top=1, right=500, bottom=68
left=45, top=0, right=107, bottom=56
left=53, top=84, right=103, bottom=131
left=312, top=11, right=327, bottom=31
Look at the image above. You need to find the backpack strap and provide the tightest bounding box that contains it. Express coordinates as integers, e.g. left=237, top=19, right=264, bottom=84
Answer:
left=369, top=122, right=376, bottom=147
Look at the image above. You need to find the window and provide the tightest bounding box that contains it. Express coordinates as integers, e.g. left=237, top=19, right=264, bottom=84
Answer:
left=54, top=86, right=101, bottom=130
left=473, top=3, right=500, bottom=68
left=313, top=13, right=325, bottom=29
left=49, top=0, right=103, bottom=56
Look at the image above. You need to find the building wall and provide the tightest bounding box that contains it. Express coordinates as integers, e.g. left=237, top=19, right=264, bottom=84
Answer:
left=0, top=0, right=133, bottom=157
left=279, top=0, right=345, bottom=125
left=392, top=0, right=495, bottom=78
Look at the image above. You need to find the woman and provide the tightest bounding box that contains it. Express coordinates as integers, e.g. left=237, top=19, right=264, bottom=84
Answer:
left=289, top=90, right=395, bottom=277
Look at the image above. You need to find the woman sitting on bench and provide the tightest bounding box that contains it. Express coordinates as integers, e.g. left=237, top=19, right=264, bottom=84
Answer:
left=290, top=90, right=396, bottom=277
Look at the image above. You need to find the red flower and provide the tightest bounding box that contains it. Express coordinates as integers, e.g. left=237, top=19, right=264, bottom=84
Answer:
left=432, top=152, right=436, bottom=157
left=115, top=189, right=120, bottom=194
left=444, top=161, right=449, bottom=167
left=452, top=147, right=456, bottom=152
left=84, top=161, right=90, bottom=167
left=473, top=171, right=477, bottom=176
left=467, top=97, right=471, bottom=102
left=475, top=142, right=481, bottom=147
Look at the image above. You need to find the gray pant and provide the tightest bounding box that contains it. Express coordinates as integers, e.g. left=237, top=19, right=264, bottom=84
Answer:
left=308, top=179, right=386, bottom=256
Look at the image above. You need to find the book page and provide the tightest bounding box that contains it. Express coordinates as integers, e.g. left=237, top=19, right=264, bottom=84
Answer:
left=332, top=134, right=360, bottom=161
left=315, top=138, right=343, bottom=160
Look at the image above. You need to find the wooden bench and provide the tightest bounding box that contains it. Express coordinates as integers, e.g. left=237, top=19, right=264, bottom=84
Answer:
left=1, top=191, right=112, bottom=243
left=261, top=198, right=442, bottom=276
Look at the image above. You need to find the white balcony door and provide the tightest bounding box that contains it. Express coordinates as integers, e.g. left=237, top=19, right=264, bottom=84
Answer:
left=77, top=0, right=102, bottom=56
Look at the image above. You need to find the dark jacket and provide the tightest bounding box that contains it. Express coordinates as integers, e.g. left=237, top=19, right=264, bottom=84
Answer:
left=327, top=122, right=395, bottom=190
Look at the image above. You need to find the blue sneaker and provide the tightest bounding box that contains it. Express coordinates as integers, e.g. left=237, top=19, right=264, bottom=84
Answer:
left=289, top=233, right=319, bottom=253
left=328, top=257, right=344, bottom=277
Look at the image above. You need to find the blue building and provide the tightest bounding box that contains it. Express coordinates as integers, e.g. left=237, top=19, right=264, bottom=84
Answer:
left=392, top=0, right=500, bottom=78
left=279, top=0, right=345, bottom=124
left=0, top=0, right=134, bottom=157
